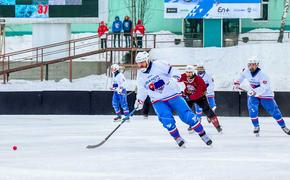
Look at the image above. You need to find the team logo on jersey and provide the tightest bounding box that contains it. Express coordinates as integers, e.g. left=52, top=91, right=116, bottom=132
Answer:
left=146, top=75, right=165, bottom=94
left=263, top=80, right=267, bottom=84
left=186, top=84, right=196, bottom=93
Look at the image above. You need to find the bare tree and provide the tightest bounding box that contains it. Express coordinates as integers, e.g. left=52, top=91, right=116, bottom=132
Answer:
left=124, top=0, right=151, bottom=26
left=278, top=0, right=290, bottom=43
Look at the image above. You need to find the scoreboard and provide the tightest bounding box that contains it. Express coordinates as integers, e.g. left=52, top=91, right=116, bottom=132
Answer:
left=0, top=0, right=98, bottom=18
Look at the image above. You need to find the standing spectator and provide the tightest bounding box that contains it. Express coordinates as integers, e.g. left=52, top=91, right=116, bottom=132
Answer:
left=112, top=16, right=122, bottom=47
left=98, top=21, right=108, bottom=49
left=134, top=19, right=145, bottom=48
left=123, top=16, right=133, bottom=48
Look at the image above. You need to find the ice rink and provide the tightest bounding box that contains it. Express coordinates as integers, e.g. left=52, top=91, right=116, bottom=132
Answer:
left=0, top=115, right=290, bottom=180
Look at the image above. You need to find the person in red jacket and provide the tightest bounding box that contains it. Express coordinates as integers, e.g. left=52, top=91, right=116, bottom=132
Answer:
left=98, top=21, right=109, bottom=49
left=134, top=19, right=145, bottom=48
left=179, top=65, right=222, bottom=133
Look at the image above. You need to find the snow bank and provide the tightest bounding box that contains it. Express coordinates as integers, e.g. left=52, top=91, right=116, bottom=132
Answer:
left=0, top=74, right=137, bottom=91
left=150, top=43, right=290, bottom=91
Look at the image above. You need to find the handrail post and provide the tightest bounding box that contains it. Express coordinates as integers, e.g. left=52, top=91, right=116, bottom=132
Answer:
left=145, top=34, right=147, bottom=48
left=68, top=42, right=72, bottom=82
left=40, top=48, right=44, bottom=81
left=2, top=54, right=4, bottom=83
left=153, top=34, right=156, bottom=48
left=69, top=58, right=72, bottom=82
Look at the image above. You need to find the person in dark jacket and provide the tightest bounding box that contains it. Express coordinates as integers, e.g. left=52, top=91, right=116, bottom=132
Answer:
left=178, top=65, right=222, bottom=133
left=112, top=16, right=122, bottom=47
left=122, top=16, right=133, bottom=48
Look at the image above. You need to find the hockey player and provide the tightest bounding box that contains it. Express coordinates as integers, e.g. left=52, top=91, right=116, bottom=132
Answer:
left=233, top=57, right=290, bottom=136
left=179, top=65, right=222, bottom=133
left=110, top=64, right=130, bottom=121
left=134, top=51, right=212, bottom=147
left=195, top=64, right=217, bottom=121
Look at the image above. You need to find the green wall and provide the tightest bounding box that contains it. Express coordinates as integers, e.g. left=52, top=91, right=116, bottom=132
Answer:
left=108, top=0, right=181, bottom=33
left=241, top=0, right=290, bottom=32
left=4, top=0, right=182, bottom=36
left=4, top=0, right=290, bottom=36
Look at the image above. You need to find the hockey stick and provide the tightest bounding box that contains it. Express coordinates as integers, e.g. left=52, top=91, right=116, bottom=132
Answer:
left=127, top=91, right=135, bottom=96
left=86, top=108, right=137, bottom=149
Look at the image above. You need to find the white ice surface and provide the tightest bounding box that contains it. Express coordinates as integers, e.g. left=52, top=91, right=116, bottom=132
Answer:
left=0, top=115, right=290, bottom=180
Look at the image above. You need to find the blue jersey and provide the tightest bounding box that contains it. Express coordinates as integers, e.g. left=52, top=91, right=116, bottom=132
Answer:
left=112, top=20, right=122, bottom=33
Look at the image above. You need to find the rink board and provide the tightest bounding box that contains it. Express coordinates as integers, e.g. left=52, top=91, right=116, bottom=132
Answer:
left=0, top=91, right=289, bottom=116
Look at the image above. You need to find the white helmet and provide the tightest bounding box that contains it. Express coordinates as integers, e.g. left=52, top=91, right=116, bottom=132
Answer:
left=185, top=65, right=195, bottom=72
left=111, top=64, right=120, bottom=73
left=135, top=51, right=150, bottom=64
left=196, top=64, right=205, bottom=72
left=248, top=56, right=259, bottom=65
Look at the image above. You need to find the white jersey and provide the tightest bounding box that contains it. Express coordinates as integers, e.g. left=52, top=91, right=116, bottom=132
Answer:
left=198, top=72, right=215, bottom=97
left=238, top=68, right=274, bottom=98
left=136, top=61, right=182, bottom=103
left=111, top=71, right=126, bottom=91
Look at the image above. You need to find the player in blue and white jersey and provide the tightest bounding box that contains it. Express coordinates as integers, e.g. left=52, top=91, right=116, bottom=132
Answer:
left=133, top=51, right=212, bottom=147
left=233, top=57, right=290, bottom=136
left=110, top=64, right=130, bottom=121
left=195, top=64, right=217, bottom=120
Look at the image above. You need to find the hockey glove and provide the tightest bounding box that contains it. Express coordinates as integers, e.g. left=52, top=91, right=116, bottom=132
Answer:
left=134, top=99, right=144, bottom=111
left=247, top=90, right=256, bottom=96
left=117, top=88, right=124, bottom=94
left=184, top=95, right=190, bottom=101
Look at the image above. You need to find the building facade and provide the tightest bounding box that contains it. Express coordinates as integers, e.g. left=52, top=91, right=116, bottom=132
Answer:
left=4, top=0, right=290, bottom=46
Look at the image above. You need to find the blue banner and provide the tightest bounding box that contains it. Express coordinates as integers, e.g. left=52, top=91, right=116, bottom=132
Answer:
left=164, top=0, right=261, bottom=19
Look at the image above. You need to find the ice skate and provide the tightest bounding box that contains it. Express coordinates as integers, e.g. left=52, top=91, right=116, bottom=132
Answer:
left=113, top=115, right=122, bottom=122
left=216, top=125, right=223, bottom=133
left=254, top=126, right=260, bottom=137
left=282, top=126, right=290, bottom=135
left=175, top=137, right=186, bottom=148
left=199, top=133, right=212, bottom=146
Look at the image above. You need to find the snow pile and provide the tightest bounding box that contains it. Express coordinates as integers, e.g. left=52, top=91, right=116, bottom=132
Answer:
left=0, top=74, right=137, bottom=91
left=239, top=28, right=290, bottom=44
left=150, top=43, right=290, bottom=91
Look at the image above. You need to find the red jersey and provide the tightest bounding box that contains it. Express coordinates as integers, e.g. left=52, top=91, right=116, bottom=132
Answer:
left=178, top=73, right=207, bottom=101
left=98, top=24, right=109, bottom=38
left=134, top=20, right=145, bottom=35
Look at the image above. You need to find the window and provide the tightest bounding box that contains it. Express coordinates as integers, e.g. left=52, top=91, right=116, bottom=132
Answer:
left=254, top=0, right=268, bottom=21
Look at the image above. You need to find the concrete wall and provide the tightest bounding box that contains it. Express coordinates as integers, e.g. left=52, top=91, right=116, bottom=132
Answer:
left=4, top=61, right=108, bottom=81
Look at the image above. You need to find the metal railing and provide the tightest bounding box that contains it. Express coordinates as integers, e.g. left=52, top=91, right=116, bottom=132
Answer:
left=0, top=33, right=158, bottom=83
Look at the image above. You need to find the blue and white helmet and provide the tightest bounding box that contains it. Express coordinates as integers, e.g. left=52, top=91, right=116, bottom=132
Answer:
left=248, top=56, right=259, bottom=65
left=135, top=51, right=150, bottom=64
left=111, top=64, right=120, bottom=73
left=135, top=51, right=150, bottom=72
left=185, top=65, right=195, bottom=73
